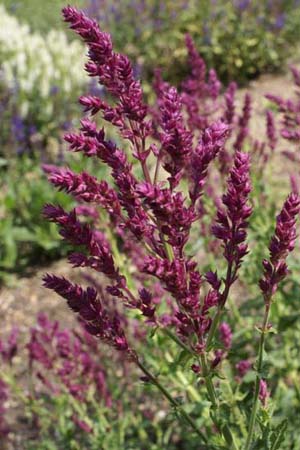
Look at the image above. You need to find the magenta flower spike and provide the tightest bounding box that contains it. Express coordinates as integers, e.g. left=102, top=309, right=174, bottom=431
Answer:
left=40, top=6, right=300, bottom=446
left=259, top=193, right=300, bottom=303
left=212, top=151, right=252, bottom=305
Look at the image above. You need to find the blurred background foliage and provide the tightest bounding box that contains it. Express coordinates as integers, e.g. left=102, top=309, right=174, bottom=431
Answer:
left=86, top=0, right=300, bottom=86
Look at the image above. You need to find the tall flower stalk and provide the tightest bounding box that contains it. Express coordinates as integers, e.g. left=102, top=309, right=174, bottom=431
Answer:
left=42, top=6, right=300, bottom=447
left=245, top=193, right=300, bottom=450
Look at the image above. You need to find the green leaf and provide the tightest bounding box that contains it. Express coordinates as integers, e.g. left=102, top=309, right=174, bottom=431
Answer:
left=278, top=313, right=299, bottom=332
left=221, top=424, right=233, bottom=446
left=173, top=349, right=193, bottom=368
left=270, top=420, right=288, bottom=450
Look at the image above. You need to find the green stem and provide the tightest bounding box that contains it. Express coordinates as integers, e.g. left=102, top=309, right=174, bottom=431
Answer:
left=206, top=307, right=223, bottom=350
left=200, top=353, right=218, bottom=408
left=223, top=424, right=240, bottom=450
left=244, top=303, right=271, bottom=450
left=200, top=355, right=239, bottom=449
left=153, top=153, right=161, bottom=184
left=206, top=259, right=236, bottom=352
left=161, top=327, right=196, bottom=355
left=128, top=119, right=152, bottom=184
left=224, top=380, right=247, bottom=438
left=163, top=238, right=174, bottom=261
left=162, top=321, right=239, bottom=448
left=136, top=359, right=207, bottom=443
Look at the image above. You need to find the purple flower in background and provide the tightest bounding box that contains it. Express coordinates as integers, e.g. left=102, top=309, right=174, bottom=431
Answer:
left=266, top=110, right=277, bottom=152
left=202, top=24, right=211, bottom=46
left=236, top=359, right=251, bottom=378
left=61, top=121, right=72, bottom=131
left=274, top=13, right=285, bottom=30
left=0, top=326, right=19, bottom=364
left=259, top=379, right=269, bottom=406
left=234, top=93, right=252, bottom=151
left=219, top=322, right=232, bottom=350
left=72, top=415, right=93, bottom=433
left=11, top=114, right=26, bottom=154
left=25, top=313, right=114, bottom=406
left=236, top=0, right=251, bottom=12
left=50, top=85, right=60, bottom=96
left=224, top=82, right=237, bottom=125
left=0, top=378, right=10, bottom=438
left=89, top=79, right=105, bottom=97
left=43, top=274, right=131, bottom=354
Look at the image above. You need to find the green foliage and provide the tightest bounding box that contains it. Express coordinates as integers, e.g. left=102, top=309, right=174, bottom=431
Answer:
left=87, top=0, right=300, bottom=87
left=0, top=149, right=111, bottom=283
left=23, top=394, right=180, bottom=450
left=0, top=156, right=73, bottom=281
left=0, top=0, right=85, bottom=33
left=186, top=0, right=299, bottom=84
left=2, top=276, right=300, bottom=450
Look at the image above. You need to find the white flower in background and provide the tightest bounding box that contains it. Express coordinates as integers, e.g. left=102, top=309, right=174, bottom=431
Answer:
left=0, top=5, right=87, bottom=124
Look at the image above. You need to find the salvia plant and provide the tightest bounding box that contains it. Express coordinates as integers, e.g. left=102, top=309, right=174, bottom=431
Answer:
left=37, top=5, right=300, bottom=449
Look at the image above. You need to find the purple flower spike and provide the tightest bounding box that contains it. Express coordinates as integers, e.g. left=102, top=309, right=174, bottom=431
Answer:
left=158, top=85, right=193, bottom=189
left=189, top=121, right=230, bottom=204
left=43, top=274, right=131, bottom=354
left=224, top=82, right=237, bottom=125
left=43, top=165, right=121, bottom=218
left=259, top=379, right=269, bottom=407
left=259, top=193, right=300, bottom=302
left=219, top=322, right=232, bottom=350
left=266, top=110, right=277, bottom=152
left=236, top=359, right=251, bottom=378
left=234, top=93, right=252, bottom=151
left=212, top=151, right=252, bottom=304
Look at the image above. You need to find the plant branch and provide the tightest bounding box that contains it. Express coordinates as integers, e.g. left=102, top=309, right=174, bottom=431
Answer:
left=244, top=302, right=271, bottom=450
left=135, top=358, right=208, bottom=443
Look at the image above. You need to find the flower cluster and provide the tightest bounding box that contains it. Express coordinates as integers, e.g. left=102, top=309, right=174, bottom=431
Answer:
left=211, top=151, right=252, bottom=305
left=0, top=326, right=18, bottom=364
left=234, top=93, right=252, bottom=151
left=259, top=193, right=300, bottom=302
left=27, top=313, right=112, bottom=406
left=266, top=66, right=300, bottom=191
left=43, top=274, right=131, bottom=354
left=42, top=6, right=248, bottom=362
left=266, top=66, right=300, bottom=145
left=189, top=121, right=230, bottom=205
left=41, top=9, right=300, bottom=444
left=258, top=379, right=269, bottom=407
